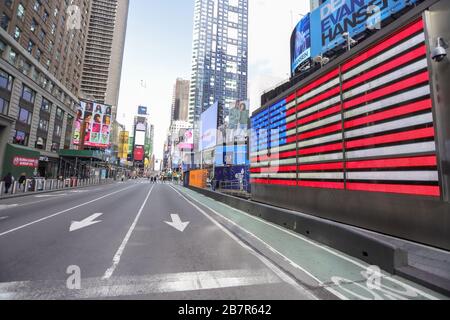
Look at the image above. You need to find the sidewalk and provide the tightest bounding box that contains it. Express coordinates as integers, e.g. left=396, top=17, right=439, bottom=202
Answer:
left=0, top=178, right=116, bottom=201
left=186, top=185, right=450, bottom=296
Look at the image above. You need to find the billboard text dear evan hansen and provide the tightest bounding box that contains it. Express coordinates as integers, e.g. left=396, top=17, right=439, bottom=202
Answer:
left=251, top=18, right=440, bottom=197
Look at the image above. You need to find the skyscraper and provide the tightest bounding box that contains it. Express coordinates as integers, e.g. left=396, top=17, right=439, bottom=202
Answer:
left=80, top=0, right=129, bottom=118
left=188, top=0, right=249, bottom=126
left=171, top=78, right=190, bottom=123
left=0, top=0, right=91, bottom=177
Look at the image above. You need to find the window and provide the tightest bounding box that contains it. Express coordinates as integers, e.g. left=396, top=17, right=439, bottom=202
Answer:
left=0, top=69, right=13, bottom=91
left=18, top=107, right=32, bottom=125
left=35, top=48, right=41, bottom=61
left=54, top=124, right=62, bottom=137
left=4, top=0, right=13, bottom=8
left=21, top=85, right=35, bottom=103
left=33, top=0, right=41, bottom=12
left=1, top=13, right=10, bottom=31
left=42, top=10, right=49, bottom=22
left=13, top=130, right=29, bottom=146
left=14, top=26, right=21, bottom=40
left=41, top=97, right=51, bottom=112
left=35, top=136, right=46, bottom=149
left=0, top=97, right=9, bottom=115
left=38, top=118, right=48, bottom=131
left=51, top=141, right=59, bottom=152
left=17, top=3, right=25, bottom=21
left=27, top=40, right=35, bottom=53
left=8, top=49, right=17, bottom=64
left=30, top=19, right=38, bottom=33
left=55, top=107, right=64, bottom=120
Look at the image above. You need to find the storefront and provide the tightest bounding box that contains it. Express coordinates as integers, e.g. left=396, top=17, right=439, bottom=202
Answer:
left=2, top=143, right=40, bottom=180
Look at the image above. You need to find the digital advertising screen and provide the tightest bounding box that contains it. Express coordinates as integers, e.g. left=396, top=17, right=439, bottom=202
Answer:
left=138, top=106, right=148, bottom=115
left=73, top=100, right=112, bottom=149
left=200, top=103, right=219, bottom=151
left=134, top=146, right=145, bottom=162
left=219, top=100, right=249, bottom=144
left=314, top=0, right=419, bottom=55
left=178, top=129, right=194, bottom=150
left=135, top=131, right=146, bottom=146
left=291, top=13, right=311, bottom=74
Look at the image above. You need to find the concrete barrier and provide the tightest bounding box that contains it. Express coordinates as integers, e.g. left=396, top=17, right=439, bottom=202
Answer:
left=188, top=186, right=408, bottom=274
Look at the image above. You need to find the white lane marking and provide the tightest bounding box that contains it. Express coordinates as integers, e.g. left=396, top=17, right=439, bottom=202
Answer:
left=0, top=184, right=121, bottom=209
left=35, top=194, right=67, bottom=198
left=168, top=185, right=318, bottom=300
left=0, top=205, right=18, bottom=211
left=102, top=185, right=155, bottom=280
left=0, top=269, right=281, bottom=300
left=175, top=186, right=440, bottom=300
left=70, top=213, right=103, bottom=232
left=0, top=216, right=8, bottom=221
left=0, top=185, right=136, bottom=238
left=164, top=214, right=190, bottom=232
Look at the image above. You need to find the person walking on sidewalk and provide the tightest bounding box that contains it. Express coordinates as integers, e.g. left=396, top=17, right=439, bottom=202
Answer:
left=18, top=173, right=26, bottom=192
left=3, top=173, right=13, bottom=194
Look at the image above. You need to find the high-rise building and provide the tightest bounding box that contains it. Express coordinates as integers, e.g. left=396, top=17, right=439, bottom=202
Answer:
left=80, top=0, right=129, bottom=118
left=0, top=0, right=91, bottom=178
left=310, top=0, right=324, bottom=11
left=188, top=0, right=249, bottom=126
left=171, top=78, right=190, bottom=122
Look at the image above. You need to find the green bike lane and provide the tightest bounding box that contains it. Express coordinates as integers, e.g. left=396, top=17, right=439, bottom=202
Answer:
left=172, top=185, right=448, bottom=300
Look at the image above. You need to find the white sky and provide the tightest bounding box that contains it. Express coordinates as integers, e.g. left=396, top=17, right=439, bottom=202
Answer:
left=117, top=0, right=311, bottom=160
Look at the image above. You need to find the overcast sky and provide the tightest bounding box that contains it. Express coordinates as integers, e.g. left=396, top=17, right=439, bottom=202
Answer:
left=117, top=0, right=310, bottom=160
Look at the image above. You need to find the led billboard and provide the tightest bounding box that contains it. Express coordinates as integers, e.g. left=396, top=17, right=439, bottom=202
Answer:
left=138, top=106, right=148, bottom=115
left=134, top=146, right=145, bottom=162
left=200, top=102, right=219, bottom=151
left=218, top=100, right=250, bottom=144
left=73, top=100, right=112, bottom=149
left=291, top=13, right=311, bottom=74
left=135, top=131, right=146, bottom=146
left=291, top=0, right=420, bottom=75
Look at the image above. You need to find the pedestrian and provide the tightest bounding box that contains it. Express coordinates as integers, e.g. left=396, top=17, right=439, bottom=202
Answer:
left=3, top=172, right=13, bottom=194
left=19, top=173, right=26, bottom=192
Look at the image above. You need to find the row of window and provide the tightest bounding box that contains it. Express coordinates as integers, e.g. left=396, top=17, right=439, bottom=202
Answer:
left=0, top=67, right=72, bottom=151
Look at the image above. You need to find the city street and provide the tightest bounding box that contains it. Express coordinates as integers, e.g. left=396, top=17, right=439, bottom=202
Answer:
left=0, top=180, right=446, bottom=300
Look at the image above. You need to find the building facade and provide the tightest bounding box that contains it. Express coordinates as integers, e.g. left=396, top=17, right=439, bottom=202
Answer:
left=0, top=0, right=91, bottom=178
left=171, top=78, right=190, bottom=122
left=80, top=0, right=129, bottom=118
left=188, top=0, right=249, bottom=126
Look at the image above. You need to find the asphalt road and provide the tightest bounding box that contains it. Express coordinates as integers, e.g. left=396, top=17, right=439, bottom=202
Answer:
left=0, top=180, right=446, bottom=300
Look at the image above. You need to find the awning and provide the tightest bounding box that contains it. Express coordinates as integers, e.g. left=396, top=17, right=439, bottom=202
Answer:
left=58, top=149, right=107, bottom=162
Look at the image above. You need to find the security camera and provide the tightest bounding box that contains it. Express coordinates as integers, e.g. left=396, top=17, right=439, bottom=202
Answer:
left=431, top=37, right=448, bottom=62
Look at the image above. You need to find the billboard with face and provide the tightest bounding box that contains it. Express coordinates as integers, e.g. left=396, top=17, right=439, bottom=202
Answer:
left=219, top=100, right=250, bottom=144
left=73, top=100, right=112, bottom=149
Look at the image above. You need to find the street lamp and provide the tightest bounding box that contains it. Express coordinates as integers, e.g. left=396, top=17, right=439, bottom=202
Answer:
left=342, top=32, right=358, bottom=51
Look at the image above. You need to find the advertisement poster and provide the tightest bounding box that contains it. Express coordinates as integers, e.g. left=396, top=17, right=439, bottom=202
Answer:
left=178, top=129, right=194, bottom=150
left=219, top=100, right=249, bottom=144
left=73, top=100, right=112, bottom=149
left=138, top=106, right=148, bottom=115
left=310, top=0, right=419, bottom=57
left=134, top=146, right=145, bottom=162
left=200, top=103, right=219, bottom=151
left=291, top=13, right=311, bottom=73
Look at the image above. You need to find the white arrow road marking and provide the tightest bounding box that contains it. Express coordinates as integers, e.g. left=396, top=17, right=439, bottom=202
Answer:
left=164, top=214, right=190, bottom=232
left=70, top=213, right=103, bottom=232
left=0, top=205, right=18, bottom=211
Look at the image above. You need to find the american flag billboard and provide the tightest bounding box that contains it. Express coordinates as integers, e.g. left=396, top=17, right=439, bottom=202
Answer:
left=251, top=18, right=440, bottom=197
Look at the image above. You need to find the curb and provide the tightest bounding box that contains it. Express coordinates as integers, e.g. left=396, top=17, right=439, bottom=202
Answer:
left=0, top=181, right=117, bottom=201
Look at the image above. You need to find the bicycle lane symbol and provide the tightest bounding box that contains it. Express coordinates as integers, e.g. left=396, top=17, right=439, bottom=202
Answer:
left=330, top=266, right=441, bottom=300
